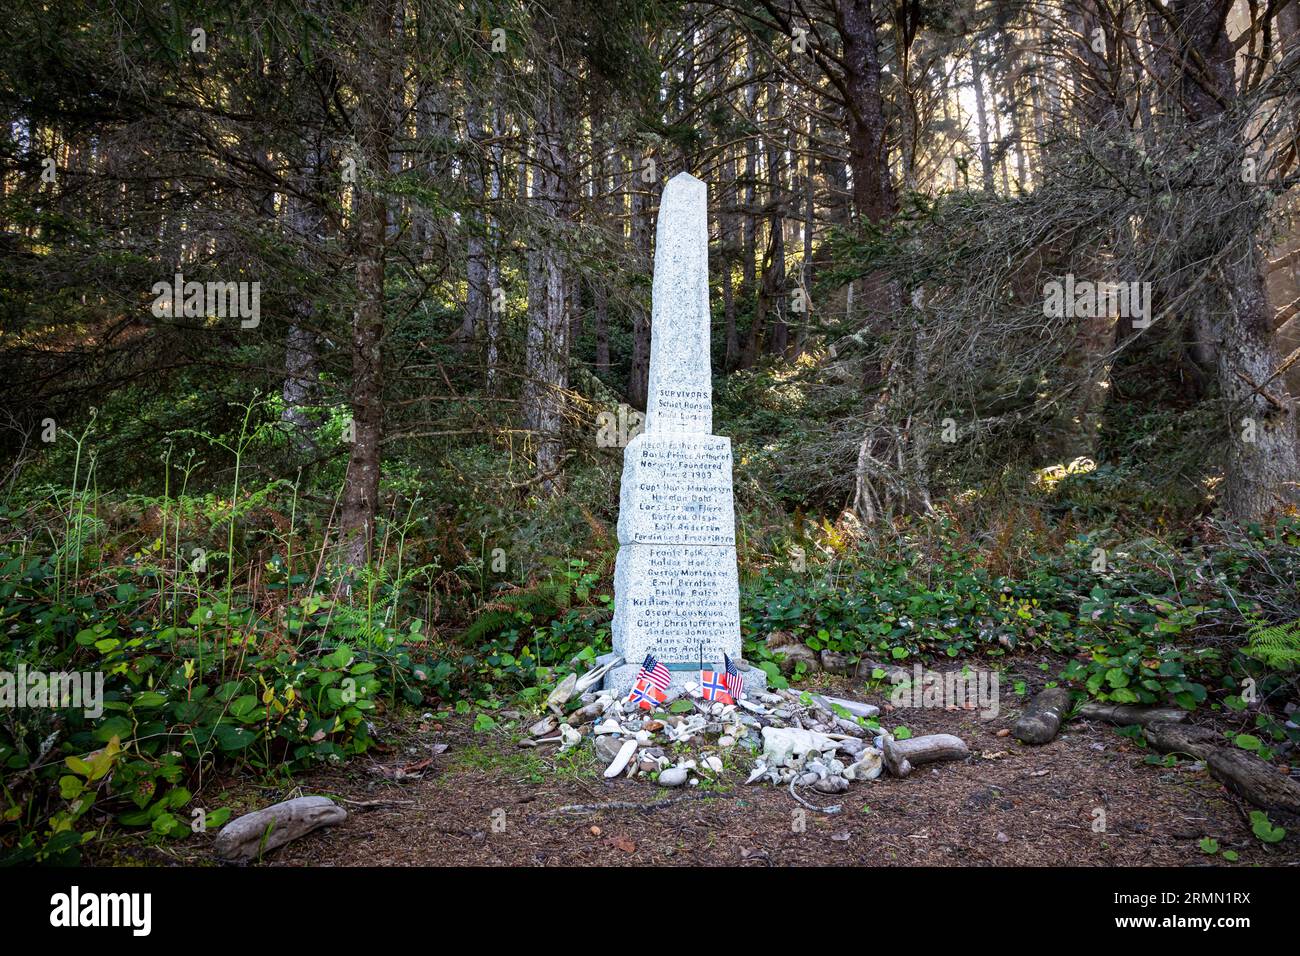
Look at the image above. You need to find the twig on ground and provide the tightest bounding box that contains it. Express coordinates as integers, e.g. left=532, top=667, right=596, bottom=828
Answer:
left=539, top=792, right=728, bottom=816
left=788, top=776, right=842, bottom=815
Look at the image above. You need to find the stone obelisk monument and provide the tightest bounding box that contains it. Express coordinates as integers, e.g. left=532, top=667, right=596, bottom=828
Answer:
left=605, top=172, right=766, bottom=697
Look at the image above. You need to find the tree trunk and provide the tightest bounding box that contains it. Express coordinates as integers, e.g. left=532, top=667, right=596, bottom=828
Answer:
left=628, top=153, right=652, bottom=408
left=522, top=49, right=573, bottom=493
left=836, top=0, right=896, bottom=224
left=464, top=96, right=489, bottom=342
left=338, top=0, right=398, bottom=568
left=1170, top=0, right=1300, bottom=519
left=970, top=42, right=996, bottom=193
left=281, top=134, right=325, bottom=453
left=1219, top=248, right=1300, bottom=518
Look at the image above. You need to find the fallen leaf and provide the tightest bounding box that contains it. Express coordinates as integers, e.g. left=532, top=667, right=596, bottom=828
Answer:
left=611, top=835, right=636, bottom=853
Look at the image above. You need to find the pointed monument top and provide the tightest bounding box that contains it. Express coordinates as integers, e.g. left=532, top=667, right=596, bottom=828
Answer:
left=645, top=173, right=712, bottom=433
left=666, top=170, right=705, bottom=188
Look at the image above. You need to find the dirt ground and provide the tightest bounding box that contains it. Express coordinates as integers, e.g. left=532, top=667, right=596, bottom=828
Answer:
left=109, top=657, right=1300, bottom=867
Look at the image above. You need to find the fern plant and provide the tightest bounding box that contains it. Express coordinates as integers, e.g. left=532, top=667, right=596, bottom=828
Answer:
left=1243, top=614, right=1300, bottom=671
left=462, top=554, right=612, bottom=647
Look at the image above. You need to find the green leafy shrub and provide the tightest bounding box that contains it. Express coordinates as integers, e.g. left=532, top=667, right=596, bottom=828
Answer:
left=0, top=544, right=440, bottom=865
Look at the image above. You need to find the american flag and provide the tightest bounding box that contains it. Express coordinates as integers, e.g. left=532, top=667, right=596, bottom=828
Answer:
left=635, top=653, right=671, bottom=692
left=627, top=677, right=665, bottom=711
left=699, top=668, right=735, bottom=705
left=723, top=653, right=744, bottom=701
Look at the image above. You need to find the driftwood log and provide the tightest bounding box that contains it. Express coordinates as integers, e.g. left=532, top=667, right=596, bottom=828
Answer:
left=881, top=733, right=969, bottom=777
left=1143, top=721, right=1300, bottom=815
left=1014, top=688, right=1074, bottom=744
left=214, top=796, right=347, bottom=862
left=1078, top=702, right=1189, bottom=727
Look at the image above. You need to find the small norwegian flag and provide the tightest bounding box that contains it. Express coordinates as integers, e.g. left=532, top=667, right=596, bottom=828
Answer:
left=699, top=667, right=735, bottom=705
left=723, top=653, right=744, bottom=701
left=635, top=653, right=671, bottom=692
left=627, top=677, right=666, bottom=711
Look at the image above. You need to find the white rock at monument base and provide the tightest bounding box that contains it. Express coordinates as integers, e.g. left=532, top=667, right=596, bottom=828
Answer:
left=761, top=726, right=836, bottom=768
left=657, top=767, right=688, bottom=787
left=603, top=739, right=639, bottom=778
left=844, top=748, right=883, bottom=781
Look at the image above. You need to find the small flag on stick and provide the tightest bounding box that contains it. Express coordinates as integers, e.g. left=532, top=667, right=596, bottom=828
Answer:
left=723, top=653, right=744, bottom=701
left=627, top=678, right=665, bottom=711
left=635, top=653, right=670, bottom=692
left=626, top=654, right=670, bottom=709
left=699, top=665, right=734, bottom=705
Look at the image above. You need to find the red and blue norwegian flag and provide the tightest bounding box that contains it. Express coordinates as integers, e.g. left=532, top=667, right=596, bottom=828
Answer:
left=627, top=678, right=665, bottom=711
left=723, top=653, right=744, bottom=701
left=699, top=667, right=735, bottom=705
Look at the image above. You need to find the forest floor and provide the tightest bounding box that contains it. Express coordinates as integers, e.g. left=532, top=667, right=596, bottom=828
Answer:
left=101, top=655, right=1300, bottom=867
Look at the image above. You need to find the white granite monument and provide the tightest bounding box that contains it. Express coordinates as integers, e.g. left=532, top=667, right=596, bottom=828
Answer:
left=604, top=172, right=767, bottom=698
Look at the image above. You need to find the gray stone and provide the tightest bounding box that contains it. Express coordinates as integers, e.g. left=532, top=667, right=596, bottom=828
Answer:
left=771, top=643, right=820, bottom=674
left=611, top=543, right=740, bottom=666
left=617, top=433, right=735, bottom=546
left=604, top=172, right=765, bottom=699
left=644, top=173, right=713, bottom=434
left=214, top=796, right=346, bottom=862
left=819, top=650, right=856, bottom=674
left=837, top=737, right=867, bottom=758
left=593, top=735, right=626, bottom=763
left=813, top=776, right=850, bottom=794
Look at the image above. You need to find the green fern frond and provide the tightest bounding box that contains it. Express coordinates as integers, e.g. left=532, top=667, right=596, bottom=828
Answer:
left=461, top=607, right=522, bottom=645
left=1244, top=615, right=1300, bottom=671
left=462, top=578, right=565, bottom=645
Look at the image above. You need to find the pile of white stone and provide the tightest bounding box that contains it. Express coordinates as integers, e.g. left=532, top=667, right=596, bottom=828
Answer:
left=520, top=660, right=962, bottom=797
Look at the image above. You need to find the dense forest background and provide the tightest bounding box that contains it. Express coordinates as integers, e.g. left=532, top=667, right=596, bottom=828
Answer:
left=1, top=0, right=1299, bottom=864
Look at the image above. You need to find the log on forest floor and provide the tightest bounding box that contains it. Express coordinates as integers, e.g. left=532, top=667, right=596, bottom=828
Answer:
left=214, top=796, right=347, bottom=862
left=1143, top=720, right=1300, bottom=815
left=1014, top=688, right=1073, bottom=744
left=1079, top=702, right=1189, bottom=727
left=881, top=733, right=969, bottom=778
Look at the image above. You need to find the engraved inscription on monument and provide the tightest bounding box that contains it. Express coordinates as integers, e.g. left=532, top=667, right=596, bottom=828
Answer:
left=613, top=545, right=739, bottom=665
left=616, top=434, right=735, bottom=547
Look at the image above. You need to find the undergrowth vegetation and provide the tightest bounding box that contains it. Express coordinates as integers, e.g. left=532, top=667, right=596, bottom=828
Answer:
left=2, top=392, right=1299, bottom=864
